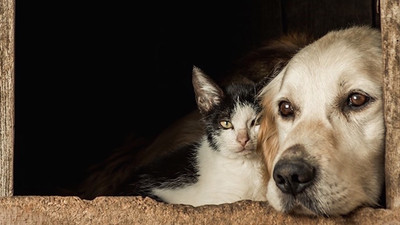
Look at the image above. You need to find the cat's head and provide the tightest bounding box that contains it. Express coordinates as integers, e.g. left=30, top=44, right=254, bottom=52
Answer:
left=192, top=66, right=264, bottom=159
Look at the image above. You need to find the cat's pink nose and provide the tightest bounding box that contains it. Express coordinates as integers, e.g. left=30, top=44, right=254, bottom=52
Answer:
left=237, top=129, right=249, bottom=147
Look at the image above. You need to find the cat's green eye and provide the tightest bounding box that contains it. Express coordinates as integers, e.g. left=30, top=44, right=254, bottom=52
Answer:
left=220, top=120, right=233, bottom=129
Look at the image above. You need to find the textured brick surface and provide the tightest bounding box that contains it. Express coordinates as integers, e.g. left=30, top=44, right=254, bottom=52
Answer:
left=0, top=196, right=399, bottom=225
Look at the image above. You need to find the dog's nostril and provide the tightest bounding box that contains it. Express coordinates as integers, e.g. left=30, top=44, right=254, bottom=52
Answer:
left=276, top=175, right=285, bottom=184
left=273, top=160, right=315, bottom=195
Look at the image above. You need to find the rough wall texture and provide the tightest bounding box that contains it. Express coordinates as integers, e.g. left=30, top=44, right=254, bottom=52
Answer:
left=0, top=0, right=14, bottom=197
left=0, top=196, right=399, bottom=225
left=381, top=0, right=400, bottom=210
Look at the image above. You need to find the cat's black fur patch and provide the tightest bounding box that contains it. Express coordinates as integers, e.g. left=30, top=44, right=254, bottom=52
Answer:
left=117, top=143, right=199, bottom=200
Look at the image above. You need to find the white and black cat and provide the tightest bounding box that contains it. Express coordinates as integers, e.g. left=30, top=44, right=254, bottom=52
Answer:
left=76, top=33, right=311, bottom=200
left=117, top=66, right=267, bottom=206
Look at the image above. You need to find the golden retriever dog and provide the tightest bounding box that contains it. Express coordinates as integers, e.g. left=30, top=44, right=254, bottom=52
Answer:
left=257, top=26, right=385, bottom=216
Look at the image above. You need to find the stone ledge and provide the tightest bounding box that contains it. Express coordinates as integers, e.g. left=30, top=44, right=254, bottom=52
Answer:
left=0, top=196, right=399, bottom=224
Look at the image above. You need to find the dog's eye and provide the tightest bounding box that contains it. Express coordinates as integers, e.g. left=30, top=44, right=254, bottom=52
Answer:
left=348, top=93, right=370, bottom=108
left=279, top=101, right=294, bottom=117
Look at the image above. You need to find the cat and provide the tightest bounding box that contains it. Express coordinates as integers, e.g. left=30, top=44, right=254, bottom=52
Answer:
left=75, top=33, right=312, bottom=200
left=116, top=66, right=267, bottom=206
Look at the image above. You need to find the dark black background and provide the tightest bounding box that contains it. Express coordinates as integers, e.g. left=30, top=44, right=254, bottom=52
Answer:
left=15, top=1, right=279, bottom=194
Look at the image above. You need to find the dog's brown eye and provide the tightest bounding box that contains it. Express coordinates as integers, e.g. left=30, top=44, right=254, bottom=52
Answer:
left=279, top=101, right=294, bottom=117
left=348, top=93, right=370, bottom=108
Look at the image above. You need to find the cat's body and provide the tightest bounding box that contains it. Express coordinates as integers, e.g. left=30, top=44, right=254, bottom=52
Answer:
left=117, top=66, right=267, bottom=206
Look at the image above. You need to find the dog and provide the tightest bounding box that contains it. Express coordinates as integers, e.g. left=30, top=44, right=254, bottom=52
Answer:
left=257, top=26, right=385, bottom=216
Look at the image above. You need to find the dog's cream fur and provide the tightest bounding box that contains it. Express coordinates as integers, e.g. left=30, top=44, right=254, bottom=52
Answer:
left=258, top=26, right=385, bottom=216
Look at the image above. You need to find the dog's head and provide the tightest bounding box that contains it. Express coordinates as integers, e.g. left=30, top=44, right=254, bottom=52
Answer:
left=257, top=26, right=385, bottom=216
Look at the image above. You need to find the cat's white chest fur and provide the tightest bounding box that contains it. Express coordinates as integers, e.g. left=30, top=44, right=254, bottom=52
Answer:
left=152, top=140, right=267, bottom=206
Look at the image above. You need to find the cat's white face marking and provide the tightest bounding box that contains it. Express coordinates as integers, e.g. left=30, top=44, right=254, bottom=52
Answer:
left=217, top=103, right=260, bottom=159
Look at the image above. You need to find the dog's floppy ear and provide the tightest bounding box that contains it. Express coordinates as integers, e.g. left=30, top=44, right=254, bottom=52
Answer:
left=257, top=71, right=283, bottom=182
left=255, top=58, right=288, bottom=94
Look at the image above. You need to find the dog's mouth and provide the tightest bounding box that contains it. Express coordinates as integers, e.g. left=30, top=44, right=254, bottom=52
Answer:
left=285, top=200, right=317, bottom=216
left=278, top=190, right=329, bottom=216
left=274, top=175, right=362, bottom=217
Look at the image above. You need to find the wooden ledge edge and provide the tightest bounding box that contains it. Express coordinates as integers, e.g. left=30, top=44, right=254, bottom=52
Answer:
left=0, top=196, right=398, bottom=224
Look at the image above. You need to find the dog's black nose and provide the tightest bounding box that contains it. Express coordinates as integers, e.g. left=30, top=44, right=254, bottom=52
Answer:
left=273, top=159, right=315, bottom=195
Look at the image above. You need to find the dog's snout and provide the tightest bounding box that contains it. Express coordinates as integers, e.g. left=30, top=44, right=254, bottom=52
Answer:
left=273, top=159, right=315, bottom=195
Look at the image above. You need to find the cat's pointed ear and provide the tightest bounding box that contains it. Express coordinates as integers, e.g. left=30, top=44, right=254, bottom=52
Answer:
left=192, top=65, right=224, bottom=114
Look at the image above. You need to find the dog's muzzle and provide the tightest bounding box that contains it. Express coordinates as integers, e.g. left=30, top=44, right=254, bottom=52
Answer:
left=273, top=144, right=316, bottom=195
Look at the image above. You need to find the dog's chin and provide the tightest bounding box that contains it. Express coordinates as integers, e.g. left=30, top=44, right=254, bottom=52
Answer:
left=279, top=194, right=323, bottom=217
left=271, top=191, right=359, bottom=217
left=288, top=203, right=317, bottom=216
left=267, top=183, right=335, bottom=217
